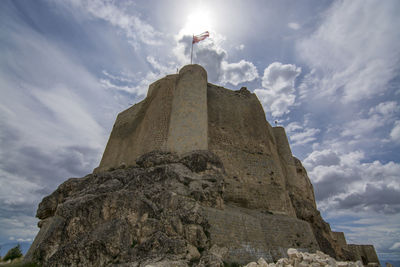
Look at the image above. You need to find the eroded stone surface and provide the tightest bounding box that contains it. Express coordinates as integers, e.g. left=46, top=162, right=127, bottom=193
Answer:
left=26, top=151, right=226, bottom=266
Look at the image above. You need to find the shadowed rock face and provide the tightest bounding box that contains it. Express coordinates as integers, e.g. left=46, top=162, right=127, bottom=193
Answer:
left=26, top=151, right=226, bottom=267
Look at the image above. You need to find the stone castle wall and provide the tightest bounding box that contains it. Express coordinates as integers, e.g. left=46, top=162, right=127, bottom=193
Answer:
left=97, top=65, right=303, bottom=217
left=332, top=232, right=347, bottom=248
left=96, top=74, right=176, bottom=171
left=96, top=65, right=209, bottom=172
left=207, top=84, right=296, bottom=215
left=204, top=205, right=319, bottom=264
left=167, top=65, right=208, bottom=153
left=348, top=244, right=380, bottom=265
left=94, top=65, right=380, bottom=265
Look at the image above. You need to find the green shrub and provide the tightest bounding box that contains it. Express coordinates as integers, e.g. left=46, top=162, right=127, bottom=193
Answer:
left=3, top=244, right=23, bottom=261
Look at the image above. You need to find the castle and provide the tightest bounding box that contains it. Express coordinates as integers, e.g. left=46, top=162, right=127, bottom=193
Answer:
left=26, top=64, right=379, bottom=266
left=95, top=65, right=379, bottom=265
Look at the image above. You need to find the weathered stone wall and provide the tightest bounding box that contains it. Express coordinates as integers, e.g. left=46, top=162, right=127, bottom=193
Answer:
left=291, top=157, right=317, bottom=208
left=348, top=244, right=380, bottom=265
left=167, top=65, right=208, bottom=153
left=332, top=232, right=347, bottom=248
left=331, top=232, right=381, bottom=265
left=91, top=65, right=380, bottom=266
left=272, top=127, right=295, bottom=167
left=96, top=74, right=177, bottom=172
left=96, top=65, right=209, bottom=172
left=207, top=85, right=295, bottom=216
left=272, top=128, right=316, bottom=208
left=204, top=205, right=319, bottom=264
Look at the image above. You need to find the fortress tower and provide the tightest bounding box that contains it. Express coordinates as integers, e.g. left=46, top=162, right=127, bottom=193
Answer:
left=25, top=64, right=380, bottom=266
left=97, top=64, right=303, bottom=216
left=91, top=64, right=379, bottom=265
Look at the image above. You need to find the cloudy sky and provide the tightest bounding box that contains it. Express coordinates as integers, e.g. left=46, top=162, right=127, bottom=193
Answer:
left=0, top=0, right=399, bottom=264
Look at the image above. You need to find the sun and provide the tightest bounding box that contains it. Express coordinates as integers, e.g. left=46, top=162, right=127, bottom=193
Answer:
left=181, top=7, right=214, bottom=35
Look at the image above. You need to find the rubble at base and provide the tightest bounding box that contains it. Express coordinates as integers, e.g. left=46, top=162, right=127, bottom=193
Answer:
left=243, top=249, right=378, bottom=267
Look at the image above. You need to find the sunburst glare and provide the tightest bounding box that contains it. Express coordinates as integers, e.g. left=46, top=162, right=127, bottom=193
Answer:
left=181, top=7, right=214, bottom=35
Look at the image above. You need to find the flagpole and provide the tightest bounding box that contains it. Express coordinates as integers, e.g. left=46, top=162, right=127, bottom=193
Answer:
left=190, top=34, right=194, bottom=64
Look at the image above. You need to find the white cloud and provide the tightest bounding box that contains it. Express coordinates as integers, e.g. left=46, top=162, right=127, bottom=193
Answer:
left=288, top=22, right=300, bottom=30
left=0, top=20, right=112, bottom=151
left=341, top=114, right=385, bottom=138
left=174, top=33, right=259, bottom=86
left=31, top=85, right=105, bottom=149
left=236, top=44, right=245, bottom=50
left=100, top=56, right=179, bottom=97
left=290, top=128, right=320, bottom=146
left=369, top=101, right=399, bottom=116
left=102, top=70, right=134, bottom=83
left=255, top=62, right=301, bottom=117
left=146, top=56, right=176, bottom=74
left=390, top=242, right=400, bottom=250
left=390, top=121, right=400, bottom=143
left=0, top=215, right=38, bottom=242
left=340, top=151, right=365, bottom=167
left=0, top=170, right=42, bottom=208
left=65, top=0, right=162, bottom=47
left=220, top=60, right=258, bottom=86
left=338, top=101, right=399, bottom=142
left=100, top=78, right=143, bottom=95
left=261, top=62, right=301, bottom=90
left=303, top=149, right=340, bottom=170
left=0, top=5, right=122, bottom=246
left=297, top=0, right=400, bottom=102
left=286, top=122, right=303, bottom=133
left=304, top=147, right=400, bottom=215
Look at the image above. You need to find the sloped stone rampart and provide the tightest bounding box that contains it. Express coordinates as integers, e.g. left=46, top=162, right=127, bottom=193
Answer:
left=347, top=245, right=380, bottom=265
left=204, top=205, right=319, bottom=264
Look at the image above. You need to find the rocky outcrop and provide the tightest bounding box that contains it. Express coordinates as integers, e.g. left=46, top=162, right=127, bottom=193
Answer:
left=25, top=151, right=322, bottom=266
left=25, top=151, right=227, bottom=266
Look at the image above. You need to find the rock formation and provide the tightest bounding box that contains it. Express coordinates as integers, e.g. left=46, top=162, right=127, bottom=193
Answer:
left=26, top=65, right=379, bottom=266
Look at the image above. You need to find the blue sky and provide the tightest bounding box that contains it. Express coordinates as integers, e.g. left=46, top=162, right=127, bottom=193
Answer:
left=0, top=0, right=399, bottom=264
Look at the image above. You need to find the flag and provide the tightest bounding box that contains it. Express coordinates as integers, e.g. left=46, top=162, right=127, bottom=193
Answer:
left=192, top=31, right=209, bottom=44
